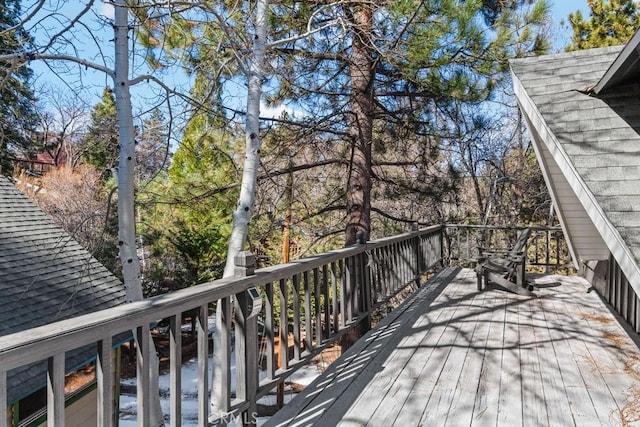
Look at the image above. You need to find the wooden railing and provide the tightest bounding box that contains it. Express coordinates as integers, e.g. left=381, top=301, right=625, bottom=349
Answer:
left=606, top=255, right=640, bottom=334
left=0, top=226, right=444, bottom=427
left=443, top=224, right=570, bottom=272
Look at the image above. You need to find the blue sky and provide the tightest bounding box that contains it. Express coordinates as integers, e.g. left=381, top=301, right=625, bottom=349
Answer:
left=28, top=1, right=593, bottom=112
left=550, top=1, right=590, bottom=50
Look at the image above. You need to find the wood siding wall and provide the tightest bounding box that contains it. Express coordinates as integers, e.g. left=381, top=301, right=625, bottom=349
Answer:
left=35, top=389, right=98, bottom=427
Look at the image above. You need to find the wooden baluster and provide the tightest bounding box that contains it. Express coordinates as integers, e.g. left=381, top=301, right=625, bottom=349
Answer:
left=331, top=262, right=340, bottom=331
left=322, top=264, right=331, bottom=339
left=0, top=369, right=6, bottom=427
left=136, top=326, right=150, bottom=427
left=342, top=259, right=351, bottom=325
left=277, top=277, right=288, bottom=409
left=292, top=274, right=301, bottom=361
left=265, top=282, right=275, bottom=380
left=47, top=354, right=65, bottom=427
left=212, top=297, right=231, bottom=424
left=304, top=270, right=312, bottom=352
left=97, top=335, right=113, bottom=427
left=197, top=304, right=209, bottom=426
left=278, top=278, right=289, bottom=370
left=314, top=267, right=322, bottom=346
left=169, top=314, right=182, bottom=427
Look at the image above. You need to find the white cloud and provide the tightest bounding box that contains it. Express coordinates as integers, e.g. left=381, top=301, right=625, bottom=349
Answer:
left=99, top=1, right=115, bottom=20
left=260, top=101, right=302, bottom=119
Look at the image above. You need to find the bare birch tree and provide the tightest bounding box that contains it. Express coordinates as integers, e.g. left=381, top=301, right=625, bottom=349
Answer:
left=222, top=0, right=270, bottom=277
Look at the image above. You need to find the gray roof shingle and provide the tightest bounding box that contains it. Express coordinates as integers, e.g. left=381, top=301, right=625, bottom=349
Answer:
left=511, top=44, right=640, bottom=268
left=0, top=175, right=127, bottom=403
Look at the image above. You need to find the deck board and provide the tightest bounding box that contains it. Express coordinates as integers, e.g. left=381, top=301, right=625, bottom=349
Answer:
left=418, top=270, right=487, bottom=427
left=265, top=268, right=640, bottom=427
left=444, top=278, right=493, bottom=427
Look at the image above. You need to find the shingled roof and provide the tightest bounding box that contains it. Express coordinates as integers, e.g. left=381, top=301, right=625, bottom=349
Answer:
left=0, top=175, right=127, bottom=403
left=511, top=36, right=640, bottom=296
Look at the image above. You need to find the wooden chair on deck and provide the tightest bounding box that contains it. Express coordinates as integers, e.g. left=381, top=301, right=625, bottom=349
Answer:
left=475, top=228, right=534, bottom=296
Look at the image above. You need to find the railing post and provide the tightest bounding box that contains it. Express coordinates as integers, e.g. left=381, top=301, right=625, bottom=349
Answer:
left=97, top=335, right=113, bottom=427
left=411, top=222, right=421, bottom=287
left=234, top=251, right=261, bottom=426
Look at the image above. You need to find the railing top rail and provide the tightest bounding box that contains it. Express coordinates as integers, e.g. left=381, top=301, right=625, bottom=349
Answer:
left=444, top=224, right=563, bottom=232
left=0, top=225, right=444, bottom=371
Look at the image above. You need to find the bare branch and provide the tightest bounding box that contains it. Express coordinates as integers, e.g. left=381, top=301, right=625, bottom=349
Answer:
left=0, top=52, right=115, bottom=78
left=41, top=0, right=96, bottom=52
left=0, top=0, right=46, bottom=35
left=268, top=2, right=347, bottom=48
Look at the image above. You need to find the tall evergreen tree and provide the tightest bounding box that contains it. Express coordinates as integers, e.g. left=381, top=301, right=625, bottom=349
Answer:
left=567, top=0, right=640, bottom=51
left=139, top=114, right=238, bottom=291
left=139, top=0, right=550, bottom=246
left=82, top=87, right=119, bottom=173
left=269, top=0, right=550, bottom=243
left=0, top=0, right=37, bottom=173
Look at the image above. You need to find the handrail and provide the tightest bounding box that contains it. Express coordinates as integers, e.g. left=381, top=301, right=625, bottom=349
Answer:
left=0, top=225, right=445, bottom=426
left=0, top=223, right=570, bottom=426
left=0, top=225, right=443, bottom=368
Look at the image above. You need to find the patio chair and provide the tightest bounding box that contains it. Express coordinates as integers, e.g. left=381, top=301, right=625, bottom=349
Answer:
left=475, top=228, right=534, bottom=296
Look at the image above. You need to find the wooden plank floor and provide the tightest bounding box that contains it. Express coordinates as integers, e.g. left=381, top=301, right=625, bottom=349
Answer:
left=265, top=267, right=640, bottom=427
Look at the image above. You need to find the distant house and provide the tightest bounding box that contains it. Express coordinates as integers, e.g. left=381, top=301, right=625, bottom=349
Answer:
left=0, top=175, right=127, bottom=425
left=511, top=29, right=640, bottom=331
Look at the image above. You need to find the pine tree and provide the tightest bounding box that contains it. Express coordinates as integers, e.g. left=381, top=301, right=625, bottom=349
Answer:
left=139, top=113, right=238, bottom=289
left=0, top=0, right=37, bottom=173
left=137, top=108, right=169, bottom=181
left=139, top=1, right=550, bottom=246
left=567, top=0, right=640, bottom=51
left=82, top=87, right=119, bottom=173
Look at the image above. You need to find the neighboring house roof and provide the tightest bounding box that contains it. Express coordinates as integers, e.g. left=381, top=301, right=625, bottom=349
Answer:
left=0, top=175, right=127, bottom=403
left=511, top=34, right=640, bottom=296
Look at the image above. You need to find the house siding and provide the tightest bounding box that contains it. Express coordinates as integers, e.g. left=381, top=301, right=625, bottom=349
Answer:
left=34, top=388, right=98, bottom=427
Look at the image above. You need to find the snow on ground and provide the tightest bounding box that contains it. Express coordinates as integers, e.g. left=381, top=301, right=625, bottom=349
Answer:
left=119, top=351, right=323, bottom=426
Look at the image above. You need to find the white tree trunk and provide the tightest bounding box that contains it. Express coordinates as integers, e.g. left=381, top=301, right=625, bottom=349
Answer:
left=222, top=0, right=269, bottom=278
left=114, top=4, right=141, bottom=300
left=113, top=3, right=164, bottom=426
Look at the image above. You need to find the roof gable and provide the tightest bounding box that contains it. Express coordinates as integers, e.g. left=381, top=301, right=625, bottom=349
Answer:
left=511, top=43, right=640, bottom=298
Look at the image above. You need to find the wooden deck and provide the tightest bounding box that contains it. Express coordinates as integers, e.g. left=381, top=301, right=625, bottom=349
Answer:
left=265, top=267, right=640, bottom=427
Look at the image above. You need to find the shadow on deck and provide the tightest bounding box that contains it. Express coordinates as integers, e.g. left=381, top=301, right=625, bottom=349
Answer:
left=265, top=267, right=640, bottom=427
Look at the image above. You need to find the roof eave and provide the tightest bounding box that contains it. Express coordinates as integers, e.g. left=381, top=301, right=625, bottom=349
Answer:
left=592, top=28, right=640, bottom=95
